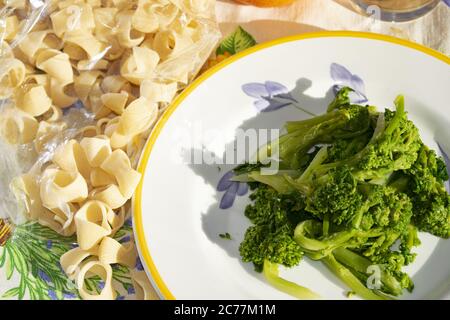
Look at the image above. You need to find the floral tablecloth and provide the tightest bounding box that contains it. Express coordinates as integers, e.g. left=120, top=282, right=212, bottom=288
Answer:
left=0, top=218, right=140, bottom=299
left=0, top=0, right=449, bottom=300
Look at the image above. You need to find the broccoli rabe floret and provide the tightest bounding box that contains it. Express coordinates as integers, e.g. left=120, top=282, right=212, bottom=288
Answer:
left=236, top=91, right=450, bottom=300
left=370, top=188, right=413, bottom=233
left=412, top=193, right=450, bottom=238
left=407, top=144, right=448, bottom=195
left=307, top=96, right=420, bottom=181
left=240, top=225, right=303, bottom=271
left=286, top=96, right=421, bottom=186
left=239, top=186, right=308, bottom=271
left=257, top=91, right=371, bottom=168
left=326, top=86, right=353, bottom=112
left=307, top=166, right=363, bottom=226
left=327, top=133, right=372, bottom=163
left=368, top=251, right=415, bottom=293
left=402, top=144, right=450, bottom=238
left=350, top=96, right=421, bottom=180
left=399, top=225, right=421, bottom=265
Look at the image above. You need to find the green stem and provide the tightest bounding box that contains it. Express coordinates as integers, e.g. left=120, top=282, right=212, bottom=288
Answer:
left=285, top=109, right=342, bottom=133
left=333, top=247, right=402, bottom=296
left=247, top=172, right=295, bottom=194
left=296, top=147, right=329, bottom=184
left=294, top=220, right=357, bottom=257
left=263, top=260, right=320, bottom=300
left=322, top=254, right=388, bottom=300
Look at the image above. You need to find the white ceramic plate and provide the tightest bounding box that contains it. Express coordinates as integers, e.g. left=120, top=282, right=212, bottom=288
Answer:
left=133, top=32, right=450, bottom=300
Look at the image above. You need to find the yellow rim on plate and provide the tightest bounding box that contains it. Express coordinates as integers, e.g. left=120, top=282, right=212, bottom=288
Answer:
left=133, top=31, right=450, bottom=300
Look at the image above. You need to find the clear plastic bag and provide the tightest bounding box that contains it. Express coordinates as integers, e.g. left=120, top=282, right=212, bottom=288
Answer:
left=0, top=0, right=220, bottom=300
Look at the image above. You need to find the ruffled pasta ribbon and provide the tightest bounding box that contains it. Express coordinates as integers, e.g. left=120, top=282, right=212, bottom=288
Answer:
left=90, top=149, right=141, bottom=208
left=1, top=0, right=218, bottom=300
left=50, top=3, right=95, bottom=38
left=36, top=49, right=74, bottom=86
left=0, top=15, right=20, bottom=41
left=12, top=173, right=77, bottom=236
left=77, top=259, right=116, bottom=300
left=21, top=74, right=76, bottom=109
left=17, top=30, right=63, bottom=64
left=60, top=236, right=136, bottom=299
left=116, top=10, right=145, bottom=48
left=57, top=135, right=139, bottom=200
left=72, top=199, right=125, bottom=245
left=108, top=97, right=158, bottom=149
left=0, top=106, right=38, bottom=144
left=39, top=167, right=87, bottom=230
left=14, top=84, right=52, bottom=116
left=120, top=46, right=159, bottom=85
left=0, top=58, right=26, bottom=98
left=74, top=200, right=112, bottom=250
left=131, top=270, right=160, bottom=300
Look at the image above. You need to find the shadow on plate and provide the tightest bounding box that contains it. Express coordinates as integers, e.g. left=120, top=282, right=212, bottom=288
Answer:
left=182, top=77, right=348, bottom=295
left=406, top=238, right=450, bottom=299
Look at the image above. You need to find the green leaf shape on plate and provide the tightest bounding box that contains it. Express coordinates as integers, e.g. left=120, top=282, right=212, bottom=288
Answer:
left=216, top=26, right=257, bottom=56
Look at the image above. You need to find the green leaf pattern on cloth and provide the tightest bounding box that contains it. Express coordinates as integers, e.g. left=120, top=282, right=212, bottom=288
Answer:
left=0, top=221, right=135, bottom=300
left=216, top=26, right=257, bottom=55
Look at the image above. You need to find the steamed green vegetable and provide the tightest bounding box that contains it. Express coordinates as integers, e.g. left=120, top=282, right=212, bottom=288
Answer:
left=236, top=87, right=450, bottom=299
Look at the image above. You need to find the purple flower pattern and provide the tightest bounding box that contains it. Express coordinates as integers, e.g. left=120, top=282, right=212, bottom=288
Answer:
left=127, top=286, right=135, bottom=295
left=242, top=81, right=297, bottom=112
left=119, top=235, right=131, bottom=243
left=330, top=63, right=368, bottom=104
left=135, top=257, right=144, bottom=271
left=217, top=170, right=249, bottom=209
left=63, top=292, right=77, bottom=299
left=38, top=270, right=51, bottom=283
left=48, top=289, right=57, bottom=300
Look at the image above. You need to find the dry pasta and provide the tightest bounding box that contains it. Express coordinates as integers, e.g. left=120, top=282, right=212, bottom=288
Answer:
left=0, top=58, right=26, bottom=98
left=98, top=236, right=136, bottom=267
left=0, top=106, right=38, bottom=144
left=0, top=0, right=219, bottom=300
left=131, top=270, right=160, bottom=300
left=74, top=200, right=113, bottom=250
left=15, top=84, right=52, bottom=116
left=76, top=259, right=116, bottom=300
left=60, top=246, right=99, bottom=280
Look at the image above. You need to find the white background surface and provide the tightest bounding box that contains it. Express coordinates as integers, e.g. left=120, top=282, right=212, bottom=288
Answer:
left=215, top=0, right=450, bottom=55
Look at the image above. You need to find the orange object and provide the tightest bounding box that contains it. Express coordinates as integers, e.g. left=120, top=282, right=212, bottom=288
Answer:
left=234, top=0, right=296, bottom=7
